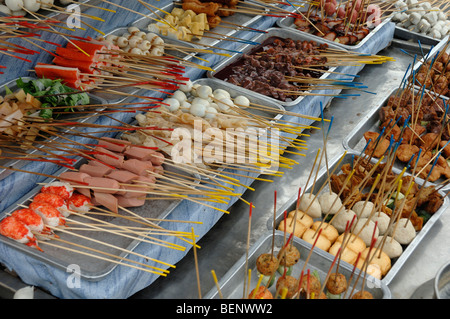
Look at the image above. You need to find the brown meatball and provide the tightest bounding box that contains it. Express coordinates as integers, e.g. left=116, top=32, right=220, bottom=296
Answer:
left=277, top=245, right=300, bottom=268
left=351, top=290, right=374, bottom=299
left=256, top=253, right=278, bottom=276
left=326, top=272, right=348, bottom=295
left=276, top=275, right=299, bottom=299
left=299, top=273, right=321, bottom=298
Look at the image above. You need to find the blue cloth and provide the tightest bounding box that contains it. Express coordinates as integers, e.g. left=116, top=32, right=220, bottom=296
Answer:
left=0, top=0, right=395, bottom=298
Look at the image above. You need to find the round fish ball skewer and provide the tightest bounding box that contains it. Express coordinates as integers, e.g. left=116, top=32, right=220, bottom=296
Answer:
left=162, top=98, right=180, bottom=112
left=196, top=85, right=213, bottom=100
left=5, top=0, right=24, bottom=11
left=23, top=0, right=40, bottom=12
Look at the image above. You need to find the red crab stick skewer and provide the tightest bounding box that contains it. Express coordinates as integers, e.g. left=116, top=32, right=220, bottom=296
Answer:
left=0, top=216, right=42, bottom=251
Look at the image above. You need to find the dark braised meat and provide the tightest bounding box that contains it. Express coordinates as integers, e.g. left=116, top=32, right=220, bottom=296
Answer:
left=220, top=37, right=329, bottom=101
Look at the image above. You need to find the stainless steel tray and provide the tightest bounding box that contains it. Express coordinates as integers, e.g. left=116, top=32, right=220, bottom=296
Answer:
left=342, top=86, right=449, bottom=187
left=0, top=76, right=107, bottom=181
left=130, top=2, right=265, bottom=53
left=204, top=231, right=392, bottom=299
left=0, top=154, right=198, bottom=281
left=270, top=150, right=450, bottom=285
left=276, top=5, right=392, bottom=51
left=394, top=26, right=442, bottom=47
left=207, top=27, right=342, bottom=108
left=190, top=77, right=285, bottom=180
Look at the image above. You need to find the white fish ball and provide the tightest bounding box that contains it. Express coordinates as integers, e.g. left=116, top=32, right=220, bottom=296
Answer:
left=5, top=0, right=24, bottom=11
left=191, top=97, right=210, bottom=109
left=180, top=100, right=191, bottom=112
left=213, top=92, right=229, bottom=101
left=196, top=85, right=213, bottom=99
left=217, top=98, right=234, bottom=112
left=23, top=0, right=40, bottom=12
left=205, top=106, right=218, bottom=119
left=190, top=102, right=207, bottom=117
left=389, top=218, right=416, bottom=245
left=318, top=192, right=343, bottom=215
left=234, top=95, right=250, bottom=108
left=213, top=89, right=231, bottom=99
left=370, top=212, right=390, bottom=235
left=163, top=98, right=180, bottom=112
left=331, top=209, right=357, bottom=233
left=377, top=236, right=403, bottom=259
left=353, top=218, right=379, bottom=246
left=429, top=28, right=442, bottom=39
left=441, top=26, right=449, bottom=37
left=179, top=80, right=193, bottom=93
left=172, top=90, right=187, bottom=103
left=298, top=193, right=322, bottom=219
left=190, top=83, right=201, bottom=96
left=0, top=4, right=12, bottom=15
left=352, top=201, right=375, bottom=218
left=210, top=103, right=219, bottom=110
left=438, top=11, right=446, bottom=21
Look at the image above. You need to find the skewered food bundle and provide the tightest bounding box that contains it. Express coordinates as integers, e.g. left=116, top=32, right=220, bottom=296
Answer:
left=414, top=48, right=450, bottom=98
left=248, top=240, right=375, bottom=299
left=122, top=81, right=254, bottom=170
left=101, top=27, right=165, bottom=57
left=58, top=137, right=165, bottom=213
left=277, top=154, right=444, bottom=280
left=0, top=180, right=86, bottom=252
left=0, top=77, right=89, bottom=146
left=363, top=87, right=450, bottom=182
left=146, top=8, right=212, bottom=41
left=214, top=37, right=329, bottom=102
left=181, top=0, right=238, bottom=22
left=0, top=0, right=74, bottom=17
left=34, top=38, right=122, bottom=90
left=391, top=0, right=449, bottom=40
left=292, top=0, right=382, bottom=45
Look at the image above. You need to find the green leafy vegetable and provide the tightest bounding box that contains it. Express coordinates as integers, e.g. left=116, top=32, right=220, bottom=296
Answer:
left=16, top=77, right=90, bottom=119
